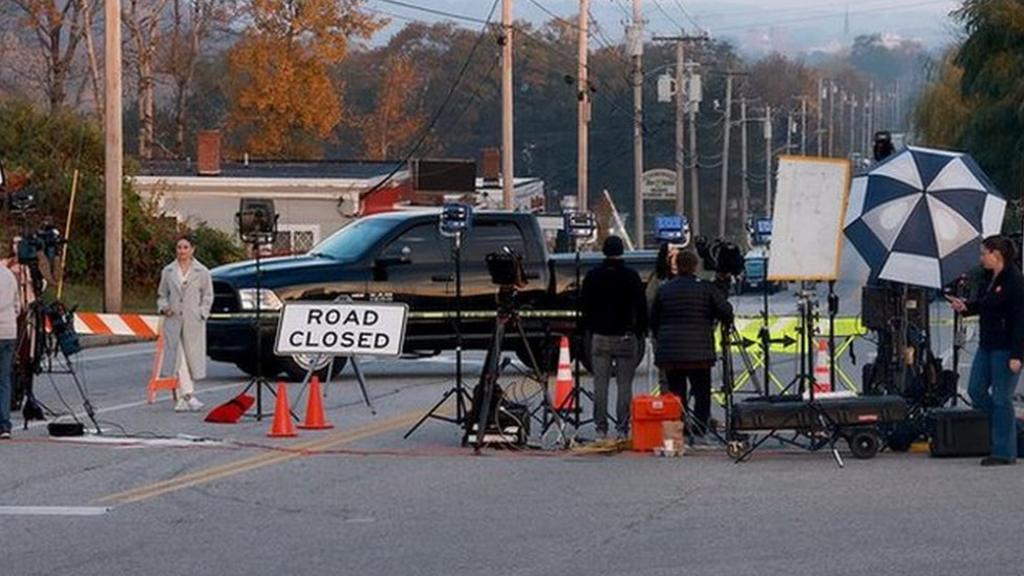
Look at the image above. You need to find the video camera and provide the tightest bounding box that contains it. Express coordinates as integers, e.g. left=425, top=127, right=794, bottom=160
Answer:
left=486, top=247, right=527, bottom=289
left=694, top=236, right=745, bottom=277
left=1, top=186, right=37, bottom=215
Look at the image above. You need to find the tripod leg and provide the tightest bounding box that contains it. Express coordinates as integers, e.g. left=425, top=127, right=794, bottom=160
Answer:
left=474, top=320, right=505, bottom=451
left=403, top=387, right=457, bottom=439
left=350, top=357, right=376, bottom=415
left=517, top=321, right=568, bottom=447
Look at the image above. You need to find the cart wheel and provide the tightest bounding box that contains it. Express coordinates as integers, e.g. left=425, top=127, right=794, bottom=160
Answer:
left=848, top=429, right=881, bottom=460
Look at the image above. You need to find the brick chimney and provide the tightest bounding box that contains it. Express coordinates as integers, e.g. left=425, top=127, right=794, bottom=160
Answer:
left=196, top=130, right=222, bottom=176
left=481, top=148, right=500, bottom=184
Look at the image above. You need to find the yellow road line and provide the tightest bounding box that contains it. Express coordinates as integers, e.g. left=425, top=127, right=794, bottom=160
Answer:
left=98, top=408, right=441, bottom=505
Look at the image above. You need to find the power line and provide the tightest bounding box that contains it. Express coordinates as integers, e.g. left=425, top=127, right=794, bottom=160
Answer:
left=670, top=0, right=705, bottom=31
left=651, top=0, right=686, bottom=32
left=692, top=0, right=907, bottom=20
left=712, top=0, right=951, bottom=33
left=523, top=0, right=628, bottom=61
left=371, top=0, right=491, bottom=24
left=360, top=0, right=501, bottom=197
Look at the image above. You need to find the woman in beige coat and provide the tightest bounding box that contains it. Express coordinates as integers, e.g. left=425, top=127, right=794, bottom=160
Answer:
left=157, top=235, right=214, bottom=412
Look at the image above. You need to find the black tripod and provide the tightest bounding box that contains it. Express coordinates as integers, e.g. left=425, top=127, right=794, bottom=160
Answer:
left=468, top=284, right=565, bottom=451
left=566, top=240, right=601, bottom=429
left=15, top=260, right=99, bottom=433
left=405, top=230, right=472, bottom=438
left=238, top=238, right=276, bottom=421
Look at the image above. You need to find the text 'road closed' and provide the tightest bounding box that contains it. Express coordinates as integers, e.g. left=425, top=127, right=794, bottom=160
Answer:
left=275, top=302, right=408, bottom=358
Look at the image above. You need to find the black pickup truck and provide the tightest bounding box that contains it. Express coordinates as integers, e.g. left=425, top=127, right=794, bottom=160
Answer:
left=208, top=210, right=657, bottom=380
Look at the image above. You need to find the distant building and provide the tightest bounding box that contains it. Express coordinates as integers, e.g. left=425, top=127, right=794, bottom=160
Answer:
left=134, top=161, right=546, bottom=256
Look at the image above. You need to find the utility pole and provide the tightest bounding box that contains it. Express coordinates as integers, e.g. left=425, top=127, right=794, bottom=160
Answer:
left=687, top=62, right=701, bottom=237
left=785, top=109, right=793, bottom=155
left=837, top=89, right=845, bottom=158
left=674, top=38, right=685, bottom=217
left=739, top=97, right=750, bottom=230
left=719, top=72, right=735, bottom=238
left=764, top=105, right=773, bottom=218
left=631, top=0, right=644, bottom=248
left=849, top=94, right=857, bottom=159
left=654, top=33, right=707, bottom=221
left=105, top=0, right=123, bottom=312
left=577, top=0, right=589, bottom=210
left=816, top=77, right=824, bottom=157
left=793, top=95, right=808, bottom=156
left=867, top=81, right=875, bottom=153
left=501, top=0, right=514, bottom=210
left=827, top=80, right=835, bottom=157
left=895, top=79, right=902, bottom=132
left=863, top=89, right=871, bottom=156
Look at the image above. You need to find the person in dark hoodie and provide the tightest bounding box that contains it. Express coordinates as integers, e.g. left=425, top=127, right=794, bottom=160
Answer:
left=581, top=236, right=648, bottom=440
left=651, top=250, right=734, bottom=438
left=948, top=235, right=1024, bottom=466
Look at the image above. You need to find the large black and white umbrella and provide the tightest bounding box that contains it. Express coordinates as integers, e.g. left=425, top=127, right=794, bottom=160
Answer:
left=844, top=147, right=1005, bottom=289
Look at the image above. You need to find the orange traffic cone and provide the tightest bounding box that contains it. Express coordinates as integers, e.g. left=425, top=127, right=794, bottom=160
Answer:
left=813, top=339, right=831, bottom=395
left=553, top=336, right=575, bottom=411
left=268, top=382, right=297, bottom=438
left=299, top=375, right=334, bottom=430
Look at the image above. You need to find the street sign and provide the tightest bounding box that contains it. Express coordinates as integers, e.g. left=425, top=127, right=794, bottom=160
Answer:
left=642, top=169, right=677, bottom=201
left=275, top=302, right=408, bottom=358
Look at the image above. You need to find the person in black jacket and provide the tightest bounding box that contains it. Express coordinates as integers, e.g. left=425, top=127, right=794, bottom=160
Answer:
left=581, top=236, right=648, bottom=439
left=651, top=251, right=734, bottom=438
left=948, top=235, right=1024, bottom=466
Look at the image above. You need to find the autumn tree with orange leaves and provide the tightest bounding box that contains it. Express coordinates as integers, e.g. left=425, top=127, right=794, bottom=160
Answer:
left=226, top=0, right=381, bottom=158
left=358, top=55, right=425, bottom=160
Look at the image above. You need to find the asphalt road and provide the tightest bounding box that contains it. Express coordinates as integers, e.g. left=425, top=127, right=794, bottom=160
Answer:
left=2, top=293, right=1022, bottom=576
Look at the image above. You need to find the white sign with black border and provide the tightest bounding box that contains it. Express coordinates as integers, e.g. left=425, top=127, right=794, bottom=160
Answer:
left=274, top=302, right=408, bottom=358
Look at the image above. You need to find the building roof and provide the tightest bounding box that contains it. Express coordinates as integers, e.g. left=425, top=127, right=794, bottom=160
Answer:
left=139, top=159, right=405, bottom=180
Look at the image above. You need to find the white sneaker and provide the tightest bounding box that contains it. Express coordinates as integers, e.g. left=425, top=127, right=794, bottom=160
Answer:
left=187, top=396, right=204, bottom=411
left=174, top=398, right=190, bottom=412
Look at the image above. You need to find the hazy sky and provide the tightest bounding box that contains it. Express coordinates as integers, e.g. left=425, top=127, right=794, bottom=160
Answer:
left=368, top=0, right=964, bottom=54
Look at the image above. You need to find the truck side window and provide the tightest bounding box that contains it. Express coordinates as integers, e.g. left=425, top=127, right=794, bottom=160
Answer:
left=463, top=222, right=527, bottom=266
left=381, top=224, right=446, bottom=265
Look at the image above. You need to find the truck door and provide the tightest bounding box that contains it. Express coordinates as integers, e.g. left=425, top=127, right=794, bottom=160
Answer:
left=370, top=223, right=451, bottom=315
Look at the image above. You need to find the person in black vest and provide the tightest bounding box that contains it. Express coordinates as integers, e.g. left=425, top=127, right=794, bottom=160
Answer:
left=948, top=235, right=1024, bottom=466
left=581, top=236, right=647, bottom=440
left=651, top=250, right=734, bottom=438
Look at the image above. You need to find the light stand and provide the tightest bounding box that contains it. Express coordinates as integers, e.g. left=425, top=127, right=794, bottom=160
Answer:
left=236, top=198, right=279, bottom=421
left=565, top=212, right=598, bottom=429
left=405, top=203, right=473, bottom=438
left=749, top=217, right=775, bottom=397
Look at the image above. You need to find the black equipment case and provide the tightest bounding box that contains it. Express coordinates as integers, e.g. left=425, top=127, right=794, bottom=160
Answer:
left=732, top=395, right=908, bottom=431
left=928, top=408, right=990, bottom=458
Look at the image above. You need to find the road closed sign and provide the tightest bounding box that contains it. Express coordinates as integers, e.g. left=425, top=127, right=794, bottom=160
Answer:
left=274, top=302, right=408, bottom=358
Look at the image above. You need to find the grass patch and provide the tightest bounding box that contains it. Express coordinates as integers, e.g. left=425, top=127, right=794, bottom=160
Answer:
left=57, top=283, right=158, bottom=314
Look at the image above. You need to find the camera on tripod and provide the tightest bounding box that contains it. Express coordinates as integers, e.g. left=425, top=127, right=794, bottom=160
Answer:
left=486, top=247, right=527, bottom=289
left=694, top=236, right=745, bottom=277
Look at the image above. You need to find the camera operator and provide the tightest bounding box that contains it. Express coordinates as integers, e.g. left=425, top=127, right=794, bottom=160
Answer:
left=0, top=243, right=19, bottom=439
left=581, top=236, right=648, bottom=440
left=651, top=251, right=734, bottom=439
